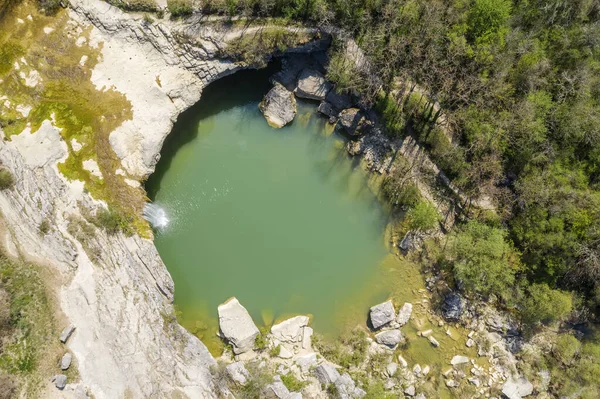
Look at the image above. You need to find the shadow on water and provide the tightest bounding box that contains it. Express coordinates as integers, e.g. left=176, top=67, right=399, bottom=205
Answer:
left=145, top=62, right=280, bottom=199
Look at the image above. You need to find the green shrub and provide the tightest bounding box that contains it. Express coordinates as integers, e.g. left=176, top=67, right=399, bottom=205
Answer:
left=94, top=207, right=134, bottom=236
left=281, top=373, right=307, bottom=392
left=452, top=221, right=520, bottom=299
left=106, top=0, right=158, bottom=12
left=268, top=344, right=280, bottom=357
left=0, top=168, right=14, bottom=190
left=406, top=200, right=441, bottom=231
left=553, top=334, right=581, bottom=365
left=38, top=219, right=50, bottom=235
left=167, top=0, right=193, bottom=18
left=521, top=283, right=573, bottom=328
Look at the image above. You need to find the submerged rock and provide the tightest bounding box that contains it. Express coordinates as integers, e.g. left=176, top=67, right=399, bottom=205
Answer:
left=375, top=330, right=403, bottom=349
left=396, top=302, right=413, bottom=326
left=295, top=69, right=332, bottom=100
left=369, top=300, right=395, bottom=329
left=442, top=293, right=464, bottom=321
left=450, top=355, right=469, bottom=366
left=502, top=377, right=534, bottom=399
left=259, top=83, right=297, bottom=128
left=271, top=315, right=309, bottom=343
left=217, top=297, right=259, bottom=354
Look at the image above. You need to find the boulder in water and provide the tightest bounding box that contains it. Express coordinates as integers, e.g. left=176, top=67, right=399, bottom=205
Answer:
left=295, top=69, right=332, bottom=100
left=396, top=302, right=413, bottom=326
left=375, top=329, right=403, bottom=348
left=369, top=300, right=395, bottom=329
left=259, top=83, right=297, bottom=128
left=217, top=297, right=259, bottom=354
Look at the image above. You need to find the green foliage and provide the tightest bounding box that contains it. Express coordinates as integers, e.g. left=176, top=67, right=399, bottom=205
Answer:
left=106, top=0, right=158, bottom=12
left=406, top=200, right=440, bottom=231
left=466, top=0, right=512, bottom=45
left=451, top=221, right=519, bottom=299
left=280, top=373, right=307, bottom=392
left=255, top=328, right=268, bottom=351
left=312, top=328, right=368, bottom=369
left=93, top=207, right=134, bottom=236
left=167, top=0, right=192, bottom=18
left=268, top=344, right=280, bottom=357
left=0, top=168, right=14, bottom=190
left=520, top=283, right=573, bottom=328
left=38, top=219, right=50, bottom=235
left=553, top=334, right=581, bottom=365
left=327, top=43, right=363, bottom=94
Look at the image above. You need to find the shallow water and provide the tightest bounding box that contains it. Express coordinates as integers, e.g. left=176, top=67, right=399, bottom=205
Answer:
left=146, top=67, right=392, bottom=350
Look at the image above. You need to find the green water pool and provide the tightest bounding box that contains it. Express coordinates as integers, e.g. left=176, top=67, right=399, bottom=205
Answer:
left=146, top=68, right=393, bottom=348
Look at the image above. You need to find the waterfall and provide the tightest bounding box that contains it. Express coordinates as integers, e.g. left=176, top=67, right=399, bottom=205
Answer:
left=143, top=203, right=169, bottom=229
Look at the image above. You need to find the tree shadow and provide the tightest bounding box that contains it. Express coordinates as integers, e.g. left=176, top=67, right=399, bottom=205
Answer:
left=145, top=62, right=280, bottom=199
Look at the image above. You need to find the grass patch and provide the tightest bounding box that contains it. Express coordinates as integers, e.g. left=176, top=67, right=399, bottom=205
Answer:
left=167, top=0, right=192, bottom=18
left=280, top=373, right=307, bottom=392
left=0, top=3, right=150, bottom=236
left=105, top=0, right=158, bottom=12
left=0, top=253, right=60, bottom=396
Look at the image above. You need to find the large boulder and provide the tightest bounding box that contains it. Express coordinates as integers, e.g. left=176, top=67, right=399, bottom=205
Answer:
left=369, top=300, right=395, bottom=329
left=226, top=362, right=249, bottom=386
left=337, top=108, right=372, bottom=137
left=218, top=297, right=260, bottom=354
left=314, top=363, right=341, bottom=385
left=259, top=83, right=297, bottom=128
left=335, top=373, right=366, bottom=399
left=271, top=315, right=309, bottom=343
left=502, top=377, right=534, bottom=399
left=295, top=69, right=332, bottom=100
left=375, top=330, right=403, bottom=349
left=396, top=303, right=413, bottom=326
left=326, top=89, right=353, bottom=110
left=441, top=292, right=464, bottom=321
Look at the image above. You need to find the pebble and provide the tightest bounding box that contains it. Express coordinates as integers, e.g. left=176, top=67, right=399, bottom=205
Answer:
left=451, top=355, right=469, bottom=366
left=466, top=338, right=475, bottom=348
left=398, top=355, right=408, bottom=368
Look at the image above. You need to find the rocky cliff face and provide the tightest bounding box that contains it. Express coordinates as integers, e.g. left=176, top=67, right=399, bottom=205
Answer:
left=0, top=0, right=324, bottom=397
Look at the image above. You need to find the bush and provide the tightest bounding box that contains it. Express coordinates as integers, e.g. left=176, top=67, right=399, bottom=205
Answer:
left=281, top=373, right=307, bottom=392
left=38, top=219, right=50, bottom=235
left=521, top=283, right=573, bottom=328
left=406, top=200, right=441, bottom=231
left=0, top=169, right=14, bottom=190
left=94, top=207, right=133, bottom=236
left=107, top=0, right=158, bottom=12
left=167, top=0, right=193, bottom=18
left=452, top=221, right=520, bottom=299
left=553, top=334, right=581, bottom=365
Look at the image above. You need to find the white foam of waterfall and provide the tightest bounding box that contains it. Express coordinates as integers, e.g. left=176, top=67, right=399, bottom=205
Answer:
left=143, top=203, right=169, bottom=229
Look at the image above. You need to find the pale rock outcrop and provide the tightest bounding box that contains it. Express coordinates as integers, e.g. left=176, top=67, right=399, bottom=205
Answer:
left=271, top=315, right=309, bottom=343
left=369, top=300, right=395, bottom=329
left=295, top=69, right=332, bottom=100
left=218, top=297, right=260, bottom=354
left=315, top=363, right=341, bottom=385
left=226, top=362, right=249, bottom=386
left=450, top=355, right=469, bottom=366
left=295, top=352, right=317, bottom=373
left=396, top=302, right=413, bottom=326
left=259, top=83, right=297, bottom=128
left=375, top=330, right=403, bottom=349
left=502, top=377, right=534, bottom=399
left=337, top=108, right=372, bottom=137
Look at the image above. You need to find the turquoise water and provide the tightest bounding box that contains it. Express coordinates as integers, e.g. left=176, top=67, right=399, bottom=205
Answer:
left=146, top=68, right=390, bottom=350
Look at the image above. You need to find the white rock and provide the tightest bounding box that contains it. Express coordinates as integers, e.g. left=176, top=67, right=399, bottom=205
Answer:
left=59, top=325, right=76, bottom=344
left=83, top=159, right=103, bottom=179
left=71, top=138, right=83, bottom=152
left=398, top=355, right=408, bottom=368
left=451, top=355, right=469, bottom=366
left=79, top=55, right=88, bottom=67
left=375, top=329, right=403, bottom=348
left=502, top=377, right=534, bottom=399
left=19, top=69, right=41, bottom=88
left=413, top=364, right=422, bottom=375
left=422, top=366, right=430, bottom=375
left=466, top=338, right=475, bottom=348
left=314, top=363, right=340, bottom=385
left=271, top=315, right=309, bottom=343
left=265, top=380, right=290, bottom=399
left=301, top=326, right=313, bottom=349
left=396, top=303, right=413, bottom=326
left=53, top=374, right=67, bottom=390
left=369, top=300, right=395, bottom=329
left=428, top=336, right=440, bottom=347
left=44, top=26, right=54, bottom=34
left=61, top=353, right=72, bottom=370
left=278, top=345, right=293, bottom=359
left=386, top=363, right=398, bottom=377
left=217, top=297, right=259, bottom=354
left=421, top=329, right=432, bottom=337
left=295, top=352, right=317, bottom=373
left=226, top=362, right=249, bottom=385
left=445, top=379, right=457, bottom=388
left=468, top=377, right=480, bottom=387
left=405, top=385, right=416, bottom=396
